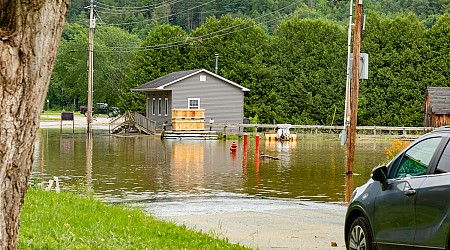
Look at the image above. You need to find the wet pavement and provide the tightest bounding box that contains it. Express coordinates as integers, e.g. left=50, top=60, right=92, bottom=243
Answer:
left=39, top=114, right=111, bottom=129
left=146, top=195, right=347, bottom=250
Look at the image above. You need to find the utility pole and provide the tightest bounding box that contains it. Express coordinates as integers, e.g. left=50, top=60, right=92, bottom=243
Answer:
left=87, top=0, right=95, bottom=133
left=345, top=0, right=363, bottom=174
left=341, top=0, right=354, bottom=146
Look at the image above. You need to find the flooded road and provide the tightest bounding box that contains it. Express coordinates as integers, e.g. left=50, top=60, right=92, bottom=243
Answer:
left=33, top=129, right=390, bottom=204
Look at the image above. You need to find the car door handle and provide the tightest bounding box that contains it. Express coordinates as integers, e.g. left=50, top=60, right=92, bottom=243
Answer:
left=405, top=189, right=416, bottom=197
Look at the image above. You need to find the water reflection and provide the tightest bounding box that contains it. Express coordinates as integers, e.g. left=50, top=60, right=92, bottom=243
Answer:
left=86, top=133, right=93, bottom=194
left=32, top=129, right=390, bottom=203
left=345, top=174, right=354, bottom=204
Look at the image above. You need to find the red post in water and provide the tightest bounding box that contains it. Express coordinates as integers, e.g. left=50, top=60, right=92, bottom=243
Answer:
left=243, top=134, right=248, bottom=152
left=243, top=134, right=248, bottom=173
left=255, top=135, right=260, bottom=156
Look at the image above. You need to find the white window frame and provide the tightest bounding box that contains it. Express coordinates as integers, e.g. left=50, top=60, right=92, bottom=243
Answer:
left=152, top=98, right=156, bottom=115
left=158, top=98, right=162, bottom=116
left=188, top=98, right=200, bottom=110
left=165, top=98, right=169, bottom=116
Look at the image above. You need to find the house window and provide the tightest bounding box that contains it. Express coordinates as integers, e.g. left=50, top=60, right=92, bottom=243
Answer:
left=188, top=98, right=200, bottom=109
left=200, top=74, right=206, bottom=82
left=152, top=98, right=156, bottom=115
left=165, top=98, right=169, bottom=116
left=158, top=98, right=162, bottom=116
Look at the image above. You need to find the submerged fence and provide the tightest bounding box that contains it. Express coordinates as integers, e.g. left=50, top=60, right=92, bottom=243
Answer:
left=208, top=124, right=434, bottom=138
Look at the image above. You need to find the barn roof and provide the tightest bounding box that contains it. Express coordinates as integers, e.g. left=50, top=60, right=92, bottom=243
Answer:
left=132, top=69, right=250, bottom=92
left=426, top=87, right=450, bottom=115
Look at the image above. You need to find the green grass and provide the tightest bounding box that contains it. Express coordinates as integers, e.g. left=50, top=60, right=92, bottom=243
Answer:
left=19, top=187, right=248, bottom=249
left=41, top=110, right=85, bottom=117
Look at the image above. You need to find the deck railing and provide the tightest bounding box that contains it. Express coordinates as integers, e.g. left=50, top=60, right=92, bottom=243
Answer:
left=109, top=111, right=133, bottom=133
left=134, top=112, right=156, bottom=134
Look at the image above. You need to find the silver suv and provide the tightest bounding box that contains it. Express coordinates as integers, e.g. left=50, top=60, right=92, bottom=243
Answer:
left=345, top=126, right=450, bottom=250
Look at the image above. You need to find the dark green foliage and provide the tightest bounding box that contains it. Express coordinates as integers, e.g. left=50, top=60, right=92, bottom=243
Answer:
left=50, top=1, right=450, bottom=125
left=117, top=25, right=188, bottom=112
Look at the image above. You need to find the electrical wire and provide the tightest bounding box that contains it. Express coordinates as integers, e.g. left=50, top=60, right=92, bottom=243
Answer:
left=103, top=0, right=215, bottom=26
left=94, top=9, right=299, bottom=53
left=95, top=0, right=157, bottom=10
left=96, top=2, right=298, bottom=52
left=95, top=0, right=185, bottom=15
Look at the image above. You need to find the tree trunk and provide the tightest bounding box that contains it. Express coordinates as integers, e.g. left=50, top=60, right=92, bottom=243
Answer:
left=0, top=0, right=69, bottom=248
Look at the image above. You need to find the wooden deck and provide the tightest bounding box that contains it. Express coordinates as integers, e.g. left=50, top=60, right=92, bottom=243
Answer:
left=109, top=111, right=156, bottom=135
left=163, top=131, right=218, bottom=140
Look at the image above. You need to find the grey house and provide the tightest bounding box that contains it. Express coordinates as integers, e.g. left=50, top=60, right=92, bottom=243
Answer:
left=132, top=69, right=250, bottom=129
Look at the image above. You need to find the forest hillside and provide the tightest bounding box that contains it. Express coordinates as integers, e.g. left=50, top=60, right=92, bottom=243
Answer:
left=49, top=0, right=450, bottom=126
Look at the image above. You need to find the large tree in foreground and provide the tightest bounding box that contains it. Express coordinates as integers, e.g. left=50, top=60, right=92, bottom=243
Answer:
left=0, top=0, right=69, bottom=248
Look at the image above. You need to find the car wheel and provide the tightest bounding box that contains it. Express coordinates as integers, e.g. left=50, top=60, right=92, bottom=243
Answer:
left=348, top=217, right=373, bottom=250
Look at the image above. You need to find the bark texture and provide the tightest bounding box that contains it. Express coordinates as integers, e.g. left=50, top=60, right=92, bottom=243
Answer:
left=0, top=0, right=69, bottom=248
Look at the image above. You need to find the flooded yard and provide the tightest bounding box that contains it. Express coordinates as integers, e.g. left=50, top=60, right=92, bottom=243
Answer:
left=33, top=129, right=391, bottom=204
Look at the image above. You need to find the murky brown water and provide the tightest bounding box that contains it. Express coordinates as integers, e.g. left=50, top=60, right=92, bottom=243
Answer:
left=33, top=129, right=392, bottom=203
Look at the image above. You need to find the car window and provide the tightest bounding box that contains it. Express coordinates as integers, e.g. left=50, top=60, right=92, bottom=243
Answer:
left=435, top=140, right=450, bottom=174
left=392, top=137, right=442, bottom=179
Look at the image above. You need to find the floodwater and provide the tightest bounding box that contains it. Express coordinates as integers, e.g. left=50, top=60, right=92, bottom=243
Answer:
left=32, top=128, right=392, bottom=205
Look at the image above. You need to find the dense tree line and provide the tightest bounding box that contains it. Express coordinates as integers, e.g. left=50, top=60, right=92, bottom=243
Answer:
left=49, top=0, right=450, bottom=126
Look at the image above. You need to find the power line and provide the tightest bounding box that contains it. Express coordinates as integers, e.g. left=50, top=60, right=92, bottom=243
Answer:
left=95, top=9, right=299, bottom=53
left=62, top=3, right=297, bottom=54
left=95, top=3, right=298, bottom=52
left=95, top=1, right=154, bottom=9
left=95, top=0, right=186, bottom=15
left=102, top=0, right=215, bottom=26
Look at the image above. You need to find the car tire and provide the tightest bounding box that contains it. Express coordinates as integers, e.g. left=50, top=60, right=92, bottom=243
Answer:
left=347, top=216, right=373, bottom=250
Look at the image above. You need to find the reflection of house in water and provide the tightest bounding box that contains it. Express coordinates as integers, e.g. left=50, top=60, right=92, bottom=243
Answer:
left=169, top=141, right=243, bottom=192
left=171, top=142, right=205, bottom=190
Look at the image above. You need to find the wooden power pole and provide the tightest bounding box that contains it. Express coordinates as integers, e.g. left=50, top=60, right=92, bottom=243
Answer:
left=345, top=0, right=363, bottom=174
left=87, top=0, right=95, bottom=133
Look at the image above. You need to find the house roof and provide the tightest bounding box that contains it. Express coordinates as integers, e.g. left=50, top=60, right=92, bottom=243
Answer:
left=132, top=69, right=250, bottom=92
left=426, top=87, right=450, bottom=115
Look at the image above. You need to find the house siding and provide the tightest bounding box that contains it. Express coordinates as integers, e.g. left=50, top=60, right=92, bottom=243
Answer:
left=167, top=73, right=245, bottom=129
left=146, top=91, right=172, bottom=128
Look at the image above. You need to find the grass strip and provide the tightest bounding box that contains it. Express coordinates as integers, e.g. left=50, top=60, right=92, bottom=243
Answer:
left=19, top=187, right=248, bottom=249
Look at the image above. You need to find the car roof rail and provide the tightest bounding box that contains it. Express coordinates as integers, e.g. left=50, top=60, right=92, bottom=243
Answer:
left=432, top=126, right=450, bottom=133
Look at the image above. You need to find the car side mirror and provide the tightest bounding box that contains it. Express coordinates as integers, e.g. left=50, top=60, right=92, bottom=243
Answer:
left=372, top=165, right=388, bottom=183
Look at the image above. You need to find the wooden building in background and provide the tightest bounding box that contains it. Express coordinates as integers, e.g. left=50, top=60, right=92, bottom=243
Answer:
left=423, top=87, right=450, bottom=127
